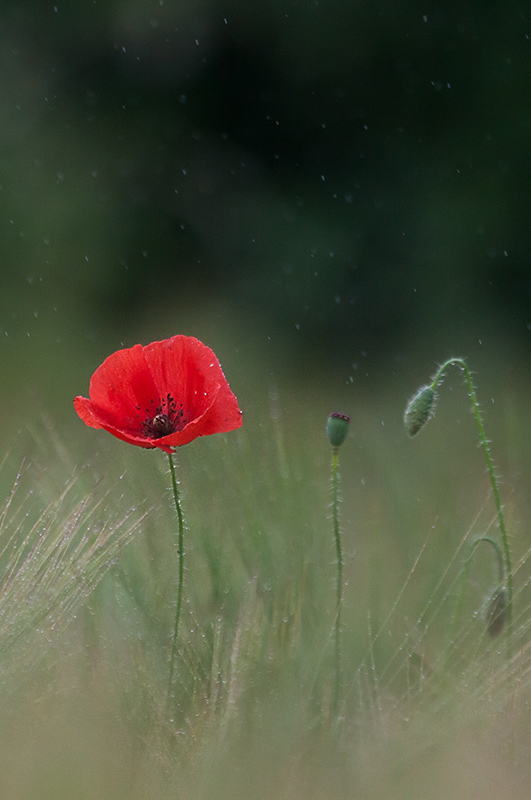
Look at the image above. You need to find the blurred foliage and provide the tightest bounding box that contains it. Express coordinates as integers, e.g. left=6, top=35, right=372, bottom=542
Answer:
left=1, top=0, right=531, bottom=387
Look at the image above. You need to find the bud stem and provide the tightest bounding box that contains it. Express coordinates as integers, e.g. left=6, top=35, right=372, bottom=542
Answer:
left=431, top=358, right=513, bottom=650
left=448, top=535, right=505, bottom=656
left=331, top=446, right=343, bottom=718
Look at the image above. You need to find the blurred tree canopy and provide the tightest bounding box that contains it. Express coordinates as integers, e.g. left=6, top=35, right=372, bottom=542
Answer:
left=1, top=0, right=530, bottom=364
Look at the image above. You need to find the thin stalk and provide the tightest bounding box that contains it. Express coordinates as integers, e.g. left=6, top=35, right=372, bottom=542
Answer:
left=331, top=447, right=343, bottom=717
left=446, top=535, right=505, bottom=665
left=167, top=451, right=185, bottom=703
left=431, top=358, right=513, bottom=645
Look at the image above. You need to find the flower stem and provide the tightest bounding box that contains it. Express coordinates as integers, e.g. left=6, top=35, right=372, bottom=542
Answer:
left=331, top=447, right=343, bottom=717
left=167, top=451, right=185, bottom=703
left=431, top=358, right=513, bottom=646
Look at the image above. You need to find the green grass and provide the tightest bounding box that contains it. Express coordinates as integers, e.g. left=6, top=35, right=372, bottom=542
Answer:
left=1, top=367, right=531, bottom=799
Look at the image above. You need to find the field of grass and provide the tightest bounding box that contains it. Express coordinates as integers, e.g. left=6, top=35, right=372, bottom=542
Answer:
left=1, top=354, right=531, bottom=799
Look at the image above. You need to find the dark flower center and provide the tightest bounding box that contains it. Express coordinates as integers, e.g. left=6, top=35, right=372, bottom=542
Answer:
left=151, top=413, right=174, bottom=437
left=139, top=393, right=187, bottom=439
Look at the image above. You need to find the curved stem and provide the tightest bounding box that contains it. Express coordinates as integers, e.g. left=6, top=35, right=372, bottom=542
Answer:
left=472, top=534, right=505, bottom=587
left=167, top=451, right=185, bottom=702
left=431, top=358, right=513, bottom=645
left=448, top=535, right=505, bottom=654
left=331, top=447, right=343, bottom=717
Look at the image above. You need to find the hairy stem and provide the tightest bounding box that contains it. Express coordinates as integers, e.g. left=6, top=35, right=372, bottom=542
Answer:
left=167, top=451, right=185, bottom=703
left=447, top=535, right=505, bottom=660
left=432, top=358, right=513, bottom=645
left=331, top=447, right=343, bottom=717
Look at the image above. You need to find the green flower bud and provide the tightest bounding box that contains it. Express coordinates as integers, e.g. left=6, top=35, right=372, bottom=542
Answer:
left=404, top=385, right=436, bottom=437
left=327, top=412, right=350, bottom=448
left=485, top=588, right=507, bottom=638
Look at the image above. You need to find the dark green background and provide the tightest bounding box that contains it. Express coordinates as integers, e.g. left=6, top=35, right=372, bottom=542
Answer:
left=1, top=0, right=530, bottom=417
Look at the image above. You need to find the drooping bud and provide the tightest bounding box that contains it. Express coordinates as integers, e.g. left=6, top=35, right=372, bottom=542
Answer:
left=404, top=385, right=436, bottom=437
left=485, top=588, right=507, bottom=638
left=327, top=413, right=350, bottom=448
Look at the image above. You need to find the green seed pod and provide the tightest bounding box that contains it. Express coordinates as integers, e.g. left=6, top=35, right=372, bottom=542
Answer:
left=404, top=385, right=436, bottom=437
left=485, top=588, right=507, bottom=638
left=327, top=413, right=350, bottom=448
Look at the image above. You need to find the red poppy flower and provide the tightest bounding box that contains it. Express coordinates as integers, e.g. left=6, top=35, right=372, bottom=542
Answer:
left=74, top=335, right=242, bottom=454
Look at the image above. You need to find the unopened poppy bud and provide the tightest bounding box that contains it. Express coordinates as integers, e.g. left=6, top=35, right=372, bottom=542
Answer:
left=404, top=385, right=436, bottom=437
left=327, top=413, right=350, bottom=448
left=485, top=588, right=507, bottom=638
